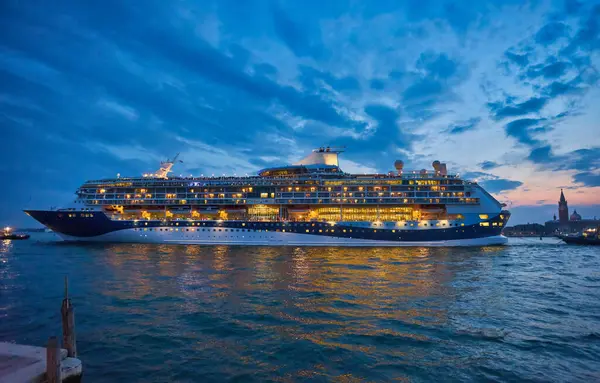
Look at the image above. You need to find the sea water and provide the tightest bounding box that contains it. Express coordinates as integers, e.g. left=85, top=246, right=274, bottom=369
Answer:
left=1, top=234, right=599, bottom=382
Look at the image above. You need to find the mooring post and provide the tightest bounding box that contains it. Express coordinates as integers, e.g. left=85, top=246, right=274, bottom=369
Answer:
left=61, top=276, right=77, bottom=358
left=46, top=336, right=61, bottom=383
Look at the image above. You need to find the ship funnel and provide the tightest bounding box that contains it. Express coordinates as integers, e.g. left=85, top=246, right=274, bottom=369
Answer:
left=394, top=160, right=404, bottom=175
left=432, top=160, right=447, bottom=176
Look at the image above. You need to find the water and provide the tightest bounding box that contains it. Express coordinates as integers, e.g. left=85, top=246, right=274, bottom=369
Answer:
left=1, top=234, right=599, bottom=382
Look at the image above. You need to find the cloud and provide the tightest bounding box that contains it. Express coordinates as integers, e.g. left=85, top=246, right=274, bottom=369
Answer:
left=564, top=0, right=583, bottom=15
left=463, top=170, right=523, bottom=193
left=490, top=97, right=548, bottom=120
left=525, top=61, right=570, bottom=79
left=560, top=4, right=600, bottom=56
left=529, top=146, right=600, bottom=172
left=416, top=51, right=460, bottom=79
left=479, top=160, right=499, bottom=170
left=298, top=65, right=360, bottom=93
left=270, top=1, right=323, bottom=59
left=534, top=22, right=569, bottom=45
left=370, top=78, right=385, bottom=90
left=504, top=51, right=529, bottom=67
left=480, top=179, right=524, bottom=193
left=504, top=118, right=548, bottom=146
left=528, top=146, right=600, bottom=186
left=528, top=145, right=553, bottom=163
left=574, top=172, right=600, bottom=187
left=447, top=117, right=481, bottom=134
left=403, top=78, right=444, bottom=102
left=96, top=99, right=139, bottom=121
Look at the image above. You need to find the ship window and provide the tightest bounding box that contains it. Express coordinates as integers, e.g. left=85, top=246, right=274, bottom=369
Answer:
left=479, top=214, right=489, bottom=220
left=492, top=222, right=498, bottom=226
left=461, top=223, right=465, bottom=226
left=480, top=222, right=489, bottom=226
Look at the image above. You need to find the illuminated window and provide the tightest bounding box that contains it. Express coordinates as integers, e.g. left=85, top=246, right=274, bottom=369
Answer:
left=479, top=214, right=489, bottom=220
left=480, top=222, right=490, bottom=226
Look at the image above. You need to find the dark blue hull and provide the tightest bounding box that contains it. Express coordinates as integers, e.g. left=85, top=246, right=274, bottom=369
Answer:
left=25, top=210, right=510, bottom=245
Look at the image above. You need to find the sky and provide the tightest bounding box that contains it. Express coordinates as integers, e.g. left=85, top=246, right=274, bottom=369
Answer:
left=1, top=0, right=600, bottom=227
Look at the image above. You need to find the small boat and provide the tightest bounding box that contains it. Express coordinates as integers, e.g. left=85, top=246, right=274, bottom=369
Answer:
left=1, top=233, right=30, bottom=240
left=1, top=227, right=30, bottom=240
left=557, top=226, right=600, bottom=245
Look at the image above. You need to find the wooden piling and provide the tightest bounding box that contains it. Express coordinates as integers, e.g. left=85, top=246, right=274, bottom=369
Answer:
left=61, top=276, right=77, bottom=358
left=46, top=336, right=61, bottom=383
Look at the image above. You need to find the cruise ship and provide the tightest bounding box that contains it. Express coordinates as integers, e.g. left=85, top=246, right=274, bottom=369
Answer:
left=25, top=148, right=510, bottom=246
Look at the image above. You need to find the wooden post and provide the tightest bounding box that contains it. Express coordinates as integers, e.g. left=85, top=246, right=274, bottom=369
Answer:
left=46, top=336, right=61, bottom=383
left=61, top=276, right=77, bottom=358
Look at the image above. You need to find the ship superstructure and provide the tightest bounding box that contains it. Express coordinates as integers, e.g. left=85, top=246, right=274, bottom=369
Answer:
left=25, top=148, right=510, bottom=246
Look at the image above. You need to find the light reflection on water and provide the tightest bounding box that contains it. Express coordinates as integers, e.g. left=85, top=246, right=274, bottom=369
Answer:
left=0, top=234, right=598, bottom=382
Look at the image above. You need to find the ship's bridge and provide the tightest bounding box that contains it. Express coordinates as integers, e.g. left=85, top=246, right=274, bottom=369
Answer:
left=258, top=164, right=340, bottom=177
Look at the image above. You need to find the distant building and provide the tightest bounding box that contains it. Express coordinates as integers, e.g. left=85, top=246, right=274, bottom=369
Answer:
left=558, top=189, right=568, bottom=223
left=503, top=223, right=546, bottom=237
left=545, top=190, right=600, bottom=233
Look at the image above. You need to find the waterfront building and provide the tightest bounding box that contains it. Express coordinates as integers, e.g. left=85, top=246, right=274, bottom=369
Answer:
left=545, top=190, right=600, bottom=233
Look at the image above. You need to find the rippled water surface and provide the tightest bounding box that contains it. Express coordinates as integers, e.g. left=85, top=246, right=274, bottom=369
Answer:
left=1, top=234, right=599, bottom=382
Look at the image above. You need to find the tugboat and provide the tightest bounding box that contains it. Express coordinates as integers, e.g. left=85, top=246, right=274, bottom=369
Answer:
left=1, top=227, right=30, bottom=240
left=558, top=226, right=600, bottom=245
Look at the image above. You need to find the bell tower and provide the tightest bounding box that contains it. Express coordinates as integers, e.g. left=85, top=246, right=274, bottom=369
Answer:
left=558, top=189, right=569, bottom=223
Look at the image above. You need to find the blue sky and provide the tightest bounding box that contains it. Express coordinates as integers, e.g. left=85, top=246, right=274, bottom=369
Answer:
left=1, top=0, right=599, bottom=227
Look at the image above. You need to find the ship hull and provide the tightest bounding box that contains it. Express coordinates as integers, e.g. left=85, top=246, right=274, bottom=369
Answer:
left=25, top=210, right=510, bottom=247
left=55, top=229, right=507, bottom=247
